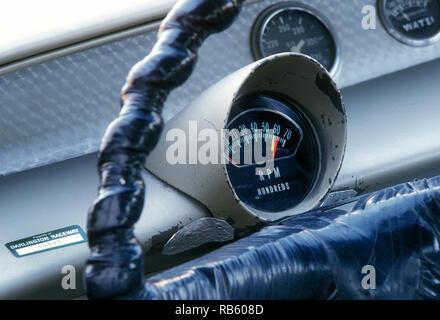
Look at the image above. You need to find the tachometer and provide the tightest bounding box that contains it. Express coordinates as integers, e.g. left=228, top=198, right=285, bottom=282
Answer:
left=225, top=95, right=319, bottom=213
left=251, top=3, right=338, bottom=73
left=379, top=0, right=440, bottom=46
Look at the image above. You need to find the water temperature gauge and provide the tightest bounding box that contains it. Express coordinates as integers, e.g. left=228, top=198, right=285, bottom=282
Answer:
left=379, top=0, right=440, bottom=46
left=225, top=95, right=320, bottom=213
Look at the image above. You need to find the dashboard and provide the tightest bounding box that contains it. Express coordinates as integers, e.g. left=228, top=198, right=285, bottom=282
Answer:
left=0, top=0, right=440, bottom=299
left=1, top=0, right=440, bottom=177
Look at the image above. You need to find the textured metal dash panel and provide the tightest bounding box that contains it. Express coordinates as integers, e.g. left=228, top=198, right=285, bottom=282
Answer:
left=1, top=0, right=440, bottom=176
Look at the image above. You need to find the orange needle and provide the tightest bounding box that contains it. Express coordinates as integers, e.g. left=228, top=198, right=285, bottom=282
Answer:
left=272, top=136, right=279, bottom=159
left=227, top=156, right=239, bottom=166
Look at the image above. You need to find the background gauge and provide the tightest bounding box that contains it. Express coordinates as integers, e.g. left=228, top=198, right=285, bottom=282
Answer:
left=251, top=3, right=338, bottom=73
left=379, top=0, right=440, bottom=46
left=225, top=95, right=319, bottom=213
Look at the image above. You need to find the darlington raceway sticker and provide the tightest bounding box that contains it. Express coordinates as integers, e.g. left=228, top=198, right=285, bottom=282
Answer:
left=5, top=225, right=87, bottom=258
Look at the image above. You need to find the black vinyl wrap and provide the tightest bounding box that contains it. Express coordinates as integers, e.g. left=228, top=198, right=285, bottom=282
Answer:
left=138, top=176, right=440, bottom=300
left=84, top=0, right=246, bottom=299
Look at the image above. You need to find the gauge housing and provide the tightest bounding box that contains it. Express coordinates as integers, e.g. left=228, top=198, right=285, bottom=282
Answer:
left=250, top=2, right=340, bottom=74
left=145, top=53, right=347, bottom=231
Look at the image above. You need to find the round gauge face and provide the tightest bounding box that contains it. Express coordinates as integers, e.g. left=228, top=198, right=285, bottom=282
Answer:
left=225, top=96, right=319, bottom=213
left=379, top=0, right=440, bottom=46
left=251, top=5, right=337, bottom=72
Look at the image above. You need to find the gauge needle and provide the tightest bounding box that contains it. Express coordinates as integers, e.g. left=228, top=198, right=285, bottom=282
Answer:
left=402, top=12, right=411, bottom=21
left=272, top=136, right=279, bottom=159
left=291, top=40, right=306, bottom=53
left=227, top=155, right=239, bottom=166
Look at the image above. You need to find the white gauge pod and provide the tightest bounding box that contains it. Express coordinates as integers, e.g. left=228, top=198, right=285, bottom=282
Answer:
left=145, top=53, right=346, bottom=232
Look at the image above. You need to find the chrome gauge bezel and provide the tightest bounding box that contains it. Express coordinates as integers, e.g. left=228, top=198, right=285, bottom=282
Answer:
left=378, top=0, right=440, bottom=47
left=250, top=2, right=341, bottom=75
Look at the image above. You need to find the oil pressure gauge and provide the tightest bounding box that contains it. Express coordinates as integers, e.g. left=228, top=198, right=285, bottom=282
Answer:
left=251, top=3, right=338, bottom=73
left=379, top=0, right=440, bottom=46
